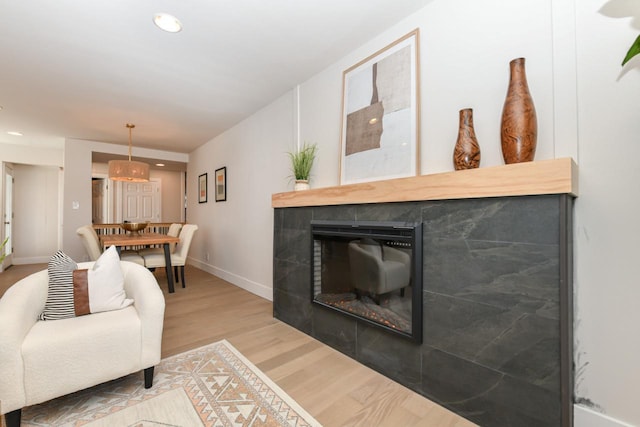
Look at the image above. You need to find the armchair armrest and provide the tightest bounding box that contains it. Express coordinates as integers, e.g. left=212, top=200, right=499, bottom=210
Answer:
left=0, top=269, right=48, bottom=414
left=382, top=245, right=411, bottom=265
left=120, top=262, right=165, bottom=368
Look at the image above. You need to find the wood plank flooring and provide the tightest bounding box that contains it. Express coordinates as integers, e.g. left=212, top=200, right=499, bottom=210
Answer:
left=0, top=263, right=475, bottom=426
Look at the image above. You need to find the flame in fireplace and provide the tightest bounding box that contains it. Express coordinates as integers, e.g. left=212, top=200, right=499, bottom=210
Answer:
left=315, top=292, right=411, bottom=332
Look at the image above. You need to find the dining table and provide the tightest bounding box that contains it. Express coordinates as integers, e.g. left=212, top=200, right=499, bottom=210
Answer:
left=100, top=232, right=181, bottom=293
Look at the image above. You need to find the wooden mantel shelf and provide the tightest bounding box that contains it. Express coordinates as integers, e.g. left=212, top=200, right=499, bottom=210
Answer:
left=272, top=158, right=578, bottom=208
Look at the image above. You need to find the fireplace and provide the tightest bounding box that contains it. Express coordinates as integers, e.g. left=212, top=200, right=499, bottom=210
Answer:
left=274, top=160, right=576, bottom=426
left=311, top=220, right=423, bottom=342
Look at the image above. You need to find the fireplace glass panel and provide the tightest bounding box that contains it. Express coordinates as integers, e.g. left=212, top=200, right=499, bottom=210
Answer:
left=311, top=220, right=422, bottom=342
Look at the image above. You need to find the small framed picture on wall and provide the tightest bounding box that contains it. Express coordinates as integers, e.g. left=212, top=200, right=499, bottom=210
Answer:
left=198, top=173, right=207, bottom=203
left=215, top=167, right=227, bottom=202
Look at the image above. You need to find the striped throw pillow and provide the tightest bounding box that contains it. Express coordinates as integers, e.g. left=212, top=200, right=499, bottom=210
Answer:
left=39, top=250, right=78, bottom=320
left=39, top=246, right=134, bottom=321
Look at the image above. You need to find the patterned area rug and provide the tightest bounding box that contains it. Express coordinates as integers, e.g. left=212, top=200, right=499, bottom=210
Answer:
left=21, top=340, right=321, bottom=427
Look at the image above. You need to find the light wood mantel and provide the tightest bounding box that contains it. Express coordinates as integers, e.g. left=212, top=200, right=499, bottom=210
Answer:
left=272, top=157, right=578, bottom=208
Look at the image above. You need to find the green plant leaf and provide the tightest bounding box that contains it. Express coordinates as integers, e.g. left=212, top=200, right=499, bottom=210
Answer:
left=0, top=236, right=8, bottom=263
left=622, top=34, right=640, bottom=66
left=287, top=142, right=318, bottom=181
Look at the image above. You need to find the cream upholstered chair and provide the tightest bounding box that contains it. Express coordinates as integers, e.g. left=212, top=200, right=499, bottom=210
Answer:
left=76, top=225, right=145, bottom=266
left=137, top=223, right=183, bottom=258
left=141, top=224, right=198, bottom=288
left=348, top=238, right=411, bottom=299
left=0, top=260, right=165, bottom=427
left=76, top=225, right=102, bottom=261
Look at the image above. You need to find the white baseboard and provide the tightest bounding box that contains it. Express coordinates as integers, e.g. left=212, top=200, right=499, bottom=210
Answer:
left=188, top=258, right=273, bottom=301
left=575, top=405, right=634, bottom=427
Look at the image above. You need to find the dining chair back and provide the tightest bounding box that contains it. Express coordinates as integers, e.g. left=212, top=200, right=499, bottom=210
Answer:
left=138, top=223, right=183, bottom=257
left=77, top=225, right=145, bottom=266
left=76, top=225, right=102, bottom=261
left=167, top=223, right=183, bottom=238
left=173, top=224, right=198, bottom=264
left=140, top=224, right=198, bottom=288
left=175, top=224, right=197, bottom=287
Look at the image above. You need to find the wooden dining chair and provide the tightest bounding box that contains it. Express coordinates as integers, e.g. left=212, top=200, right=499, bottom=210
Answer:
left=141, top=224, right=198, bottom=288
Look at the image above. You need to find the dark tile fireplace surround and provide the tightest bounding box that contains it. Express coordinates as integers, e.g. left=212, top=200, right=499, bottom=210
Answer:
left=272, top=160, right=576, bottom=427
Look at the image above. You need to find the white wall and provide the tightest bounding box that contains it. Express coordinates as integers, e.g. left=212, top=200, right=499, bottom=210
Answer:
left=185, top=0, right=639, bottom=425
left=300, top=0, right=557, bottom=186
left=153, top=169, right=184, bottom=222
left=0, top=143, right=63, bottom=269
left=573, top=0, right=640, bottom=425
left=0, top=142, right=64, bottom=167
left=187, top=91, right=294, bottom=300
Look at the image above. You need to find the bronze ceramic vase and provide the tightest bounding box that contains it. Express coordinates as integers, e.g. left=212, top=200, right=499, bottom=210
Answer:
left=500, top=57, right=537, bottom=164
left=453, top=108, right=481, bottom=170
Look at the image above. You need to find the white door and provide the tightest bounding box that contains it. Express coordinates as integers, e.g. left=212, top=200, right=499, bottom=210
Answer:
left=2, top=164, right=14, bottom=270
left=122, top=181, right=161, bottom=223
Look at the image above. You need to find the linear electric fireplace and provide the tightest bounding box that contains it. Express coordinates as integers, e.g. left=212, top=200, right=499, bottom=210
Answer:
left=311, top=220, right=423, bottom=342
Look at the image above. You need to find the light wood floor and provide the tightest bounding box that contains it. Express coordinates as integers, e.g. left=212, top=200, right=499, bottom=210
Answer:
left=0, top=263, right=475, bottom=427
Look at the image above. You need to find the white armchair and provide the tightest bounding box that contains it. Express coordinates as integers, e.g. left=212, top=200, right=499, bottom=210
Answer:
left=348, top=238, right=411, bottom=299
left=0, top=261, right=165, bottom=427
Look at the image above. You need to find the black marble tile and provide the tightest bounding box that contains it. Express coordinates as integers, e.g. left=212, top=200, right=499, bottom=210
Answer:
left=420, top=344, right=503, bottom=405
left=273, top=258, right=311, bottom=300
left=423, top=292, right=559, bottom=391
left=274, top=207, right=313, bottom=265
left=273, top=289, right=312, bottom=335
left=311, top=304, right=357, bottom=357
left=356, top=322, right=422, bottom=389
left=424, top=238, right=560, bottom=319
left=312, top=205, right=357, bottom=221
left=355, top=201, right=424, bottom=223
left=421, top=347, right=560, bottom=427
left=421, top=196, right=560, bottom=245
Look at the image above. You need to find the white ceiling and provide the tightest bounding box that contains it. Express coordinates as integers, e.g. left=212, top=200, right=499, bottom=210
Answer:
left=0, top=0, right=431, bottom=154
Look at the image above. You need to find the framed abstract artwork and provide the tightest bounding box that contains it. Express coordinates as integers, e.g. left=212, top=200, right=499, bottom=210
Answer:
left=198, top=173, right=207, bottom=203
left=339, top=29, right=420, bottom=185
left=215, top=167, right=227, bottom=202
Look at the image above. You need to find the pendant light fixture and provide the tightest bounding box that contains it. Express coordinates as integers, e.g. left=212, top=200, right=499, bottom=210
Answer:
left=108, top=123, right=150, bottom=182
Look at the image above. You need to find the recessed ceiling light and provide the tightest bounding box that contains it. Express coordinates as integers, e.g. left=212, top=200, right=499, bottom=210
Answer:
left=7, top=131, right=23, bottom=136
left=153, top=13, right=182, bottom=33
left=155, top=163, right=165, bottom=167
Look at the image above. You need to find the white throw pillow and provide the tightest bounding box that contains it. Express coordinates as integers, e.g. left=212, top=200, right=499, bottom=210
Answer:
left=39, top=246, right=133, bottom=320
left=87, top=245, right=134, bottom=313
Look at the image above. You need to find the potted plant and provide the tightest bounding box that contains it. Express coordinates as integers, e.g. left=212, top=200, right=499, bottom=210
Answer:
left=0, top=236, right=8, bottom=263
left=287, top=142, right=318, bottom=191
left=622, top=34, right=640, bottom=65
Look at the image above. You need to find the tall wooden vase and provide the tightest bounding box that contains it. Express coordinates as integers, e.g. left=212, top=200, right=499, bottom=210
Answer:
left=453, top=108, right=480, bottom=170
left=500, top=57, right=537, bottom=164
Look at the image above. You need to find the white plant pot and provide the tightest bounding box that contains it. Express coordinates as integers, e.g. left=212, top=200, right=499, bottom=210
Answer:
left=294, top=180, right=310, bottom=191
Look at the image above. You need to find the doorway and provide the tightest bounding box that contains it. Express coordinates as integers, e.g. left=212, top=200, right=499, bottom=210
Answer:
left=92, top=178, right=108, bottom=224
left=2, top=163, right=14, bottom=270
